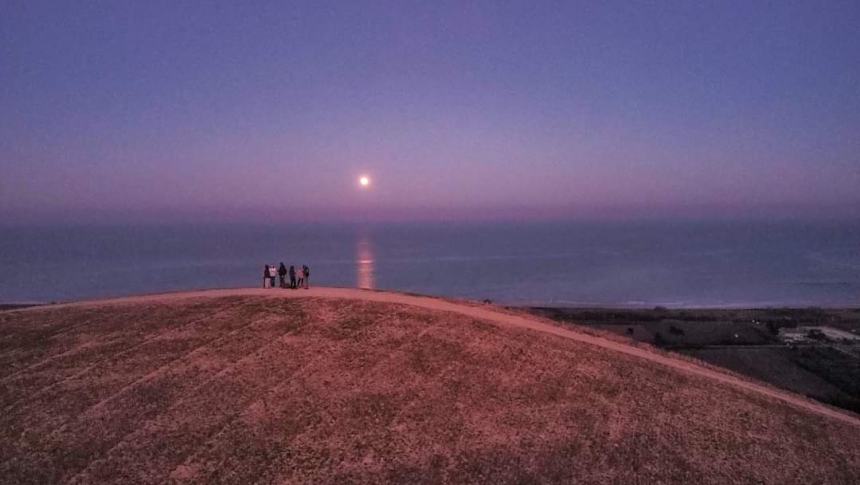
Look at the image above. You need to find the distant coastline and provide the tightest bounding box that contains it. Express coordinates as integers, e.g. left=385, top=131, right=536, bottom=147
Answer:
left=4, top=291, right=860, bottom=312
left=0, top=303, right=43, bottom=311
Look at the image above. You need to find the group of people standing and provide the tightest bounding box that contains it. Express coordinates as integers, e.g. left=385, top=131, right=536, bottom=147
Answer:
left=263, top=263, right=310, bottom=289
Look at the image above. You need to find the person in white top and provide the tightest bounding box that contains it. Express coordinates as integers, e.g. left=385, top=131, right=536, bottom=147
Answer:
left=267, top=264, right=277, bottom=288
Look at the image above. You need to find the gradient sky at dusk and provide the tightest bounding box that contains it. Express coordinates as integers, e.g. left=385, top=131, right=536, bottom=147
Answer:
left=2, top=1, right=858, bottom=223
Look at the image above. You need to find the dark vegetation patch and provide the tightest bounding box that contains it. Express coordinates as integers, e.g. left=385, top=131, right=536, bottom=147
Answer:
left=790, top=346, right=860, bottom=413
left=407, top=335, right=468, bottom=375
left=524, top=306, right=860, bottom=415
left=346, top=392, right=399, bottom=427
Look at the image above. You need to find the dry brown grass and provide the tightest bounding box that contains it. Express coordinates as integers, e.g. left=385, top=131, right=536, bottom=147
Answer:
left=1, top=295, right=859, bottom=484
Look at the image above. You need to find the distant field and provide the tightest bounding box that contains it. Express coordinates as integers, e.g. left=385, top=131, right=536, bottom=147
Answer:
left=528, top=306, right=860, bottom=413
left=1, top=291, right=859, bottom=483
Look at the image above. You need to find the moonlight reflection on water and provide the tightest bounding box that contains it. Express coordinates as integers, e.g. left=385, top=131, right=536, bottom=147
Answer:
left=356, top=233, right=375, bottom=289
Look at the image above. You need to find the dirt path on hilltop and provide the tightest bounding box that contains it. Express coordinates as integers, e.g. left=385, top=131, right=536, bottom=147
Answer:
left=23, top=286, right=860, bottom=427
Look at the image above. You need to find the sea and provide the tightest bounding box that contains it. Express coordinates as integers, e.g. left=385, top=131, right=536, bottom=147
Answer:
left=1, top=220, right=859, bottom=308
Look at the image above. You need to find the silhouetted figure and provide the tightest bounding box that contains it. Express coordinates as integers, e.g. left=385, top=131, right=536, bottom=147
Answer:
left=296, top=266, right=304, bottom=289
left=263, top=265, right=271, bottom=288
left=278, top=262, right=287, bottom=288
left=303, top=265, right=310, bottom=289
left=289, top=265, right=296, bottom=289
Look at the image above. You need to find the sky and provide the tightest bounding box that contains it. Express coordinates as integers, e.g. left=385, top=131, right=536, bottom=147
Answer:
left=1, top=0, right=859, bottom=223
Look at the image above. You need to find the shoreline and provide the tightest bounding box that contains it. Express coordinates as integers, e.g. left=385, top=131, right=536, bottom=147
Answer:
left=2, top=286, right=859, bottom=312
left=0, top=303, right=43, bottom=311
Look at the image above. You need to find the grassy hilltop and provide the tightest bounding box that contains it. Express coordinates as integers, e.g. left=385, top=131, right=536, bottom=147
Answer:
left=1, top=291, right=859, bottom=484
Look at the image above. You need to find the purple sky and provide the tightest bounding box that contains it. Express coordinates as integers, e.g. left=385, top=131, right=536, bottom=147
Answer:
left=2, top=1, right=858, bottom=223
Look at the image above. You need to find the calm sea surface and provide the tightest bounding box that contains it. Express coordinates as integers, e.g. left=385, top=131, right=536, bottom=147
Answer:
left=1, top=221, right=859, bottom=307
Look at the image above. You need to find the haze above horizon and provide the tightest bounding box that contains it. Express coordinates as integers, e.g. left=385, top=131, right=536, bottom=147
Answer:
left=2, top=1, right=859, bottom=223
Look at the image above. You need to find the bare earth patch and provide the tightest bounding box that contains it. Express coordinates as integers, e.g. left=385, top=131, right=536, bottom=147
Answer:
left=1, top=290, right=859, bottom=484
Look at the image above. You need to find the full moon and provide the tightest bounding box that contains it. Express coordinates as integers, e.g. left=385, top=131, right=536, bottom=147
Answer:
left=359, top=176, right=370, bottom=187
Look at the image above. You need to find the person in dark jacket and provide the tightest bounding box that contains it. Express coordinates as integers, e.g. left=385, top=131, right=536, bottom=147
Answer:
left=278, top=263, right=287, bottom=288
left=263, top=265, right=271, bottom=288
left=302, top=265, right=310, bottom=289
left=289, top=265, right=296, bottom=289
